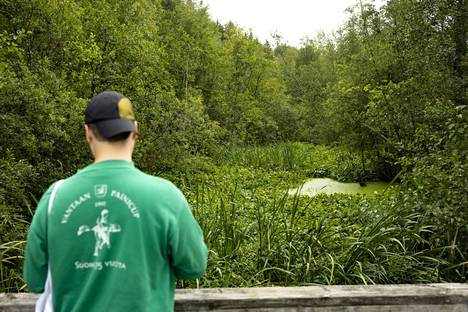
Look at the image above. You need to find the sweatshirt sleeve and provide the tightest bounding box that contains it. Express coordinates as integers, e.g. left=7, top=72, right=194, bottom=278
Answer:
left=23, top=184, right=54, bottom=293
left=168, top=190, right=208, bottom=280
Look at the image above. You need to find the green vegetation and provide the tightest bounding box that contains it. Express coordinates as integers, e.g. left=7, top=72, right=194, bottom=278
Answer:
left=171, top=143, right=462, bottom=287
left=0, top=0, right=466, bottom=291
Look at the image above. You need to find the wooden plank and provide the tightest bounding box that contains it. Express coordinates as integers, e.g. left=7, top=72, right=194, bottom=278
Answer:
left=174, top=284, right=468, bottom=310
left=1, top=284, right=467, bottom=312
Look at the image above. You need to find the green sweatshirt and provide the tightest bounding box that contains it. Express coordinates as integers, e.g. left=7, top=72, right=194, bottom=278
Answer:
left=24, top=160, right=208, bottom=312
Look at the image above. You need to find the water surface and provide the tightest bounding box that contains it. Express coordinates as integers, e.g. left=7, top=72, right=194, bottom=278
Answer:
left=289, top=178, right=390, bottom=197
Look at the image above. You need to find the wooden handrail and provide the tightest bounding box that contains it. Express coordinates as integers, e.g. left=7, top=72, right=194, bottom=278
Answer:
left=1, top=283, right=467, bottom=311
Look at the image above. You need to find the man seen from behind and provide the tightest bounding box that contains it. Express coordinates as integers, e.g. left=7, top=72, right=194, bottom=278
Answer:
left=24, top=90, right=208, bottom=312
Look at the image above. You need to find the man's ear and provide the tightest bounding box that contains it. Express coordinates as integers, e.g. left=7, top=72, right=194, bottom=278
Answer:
left=85, top=124, right=93, bottom=144
left=132, top=121, right=139, bottom=140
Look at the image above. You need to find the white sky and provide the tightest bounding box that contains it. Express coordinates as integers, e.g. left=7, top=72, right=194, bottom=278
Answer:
left=201, top=0, right=385, bottom=47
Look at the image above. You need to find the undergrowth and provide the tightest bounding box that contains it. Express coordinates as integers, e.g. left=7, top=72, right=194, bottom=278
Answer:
left=1, top=143, right=466, bottom=292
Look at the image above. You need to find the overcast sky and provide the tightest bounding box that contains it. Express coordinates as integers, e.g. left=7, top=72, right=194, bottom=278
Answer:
left=201, top=0, right=385, bottom=47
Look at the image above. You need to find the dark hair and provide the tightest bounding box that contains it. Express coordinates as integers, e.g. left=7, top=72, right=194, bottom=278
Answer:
left=88, top=124, right=131, bottom=143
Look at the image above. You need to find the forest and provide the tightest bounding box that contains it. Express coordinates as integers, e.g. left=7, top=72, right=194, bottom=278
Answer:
left=0, top=0, right=466, bottom=291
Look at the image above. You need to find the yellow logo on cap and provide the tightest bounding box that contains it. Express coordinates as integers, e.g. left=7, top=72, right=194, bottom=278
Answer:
left=118, top=98, right=135, bottom=120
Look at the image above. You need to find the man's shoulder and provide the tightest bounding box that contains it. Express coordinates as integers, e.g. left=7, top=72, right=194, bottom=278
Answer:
left=137, top=172, right=185, bottom=198
left=133, top=170, right=178, bottom=190
left=61, top=166, right=185, bottom=201
left=121, top=171, right=188, bottom=208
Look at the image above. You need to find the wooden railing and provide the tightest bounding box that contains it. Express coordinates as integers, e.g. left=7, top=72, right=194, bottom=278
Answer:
left=1, top=283, right=467, bottom=311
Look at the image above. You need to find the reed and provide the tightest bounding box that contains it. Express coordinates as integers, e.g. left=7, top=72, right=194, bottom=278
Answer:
left=180, top=160, right=449, bottom=287
left=2, top=143, right=463, bottom=292
left=0, top=241, right=25, bottom=292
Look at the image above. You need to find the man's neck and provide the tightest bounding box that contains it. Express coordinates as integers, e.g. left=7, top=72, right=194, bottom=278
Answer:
left=92, top=144, right=133, bottom=163
left=94, top=155, right=132, bottom=163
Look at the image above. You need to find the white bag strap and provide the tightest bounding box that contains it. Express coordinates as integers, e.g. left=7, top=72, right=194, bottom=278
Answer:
left=48, top=180, right=64, bottom=215
left=36, top=179, right=64, bottom=312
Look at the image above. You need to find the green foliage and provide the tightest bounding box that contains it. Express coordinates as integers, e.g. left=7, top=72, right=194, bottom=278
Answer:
left=398, top=105, right=468, bottom=281
left=0, top=0, right=466, bottom=292
left=320, top=0, right=467, bottom=181
left=213, top=143, right=383, bottom=183
left=175, top=145, right=456, bottom=287
left=0, top=241, right=26, bottom=292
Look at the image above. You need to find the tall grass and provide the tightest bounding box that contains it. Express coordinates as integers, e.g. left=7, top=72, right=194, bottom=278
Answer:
left=0, top=241, right=25, bottom=292
left=178, top=155, right=450, bottom=287
left=1, top=204, right=29, bottom=292
left=2, top=143, right=463, bottom=292
left=213, top=142, right=381, bottom=182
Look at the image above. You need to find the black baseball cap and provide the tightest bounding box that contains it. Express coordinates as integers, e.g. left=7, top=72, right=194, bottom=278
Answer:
left=85, top=91, right=138, bottom=139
